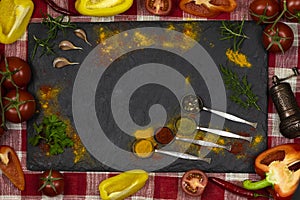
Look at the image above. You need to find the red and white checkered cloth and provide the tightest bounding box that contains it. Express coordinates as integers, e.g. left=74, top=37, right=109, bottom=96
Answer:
left=0, top=0, right=299, bottom=199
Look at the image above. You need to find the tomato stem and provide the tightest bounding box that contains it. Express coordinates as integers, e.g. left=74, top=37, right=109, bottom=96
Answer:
left=271, top=0, right=287, bottom=30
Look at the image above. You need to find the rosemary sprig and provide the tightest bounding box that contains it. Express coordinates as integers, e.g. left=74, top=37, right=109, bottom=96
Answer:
left=220, top=20, right=249, bottom=51
left=220, top=65, right=260, bottom=111
left=31, top=14, right=77, bottom=59
left=32, top=36, right=55, bottom=59
left=42, top=14, right=77, bottom=39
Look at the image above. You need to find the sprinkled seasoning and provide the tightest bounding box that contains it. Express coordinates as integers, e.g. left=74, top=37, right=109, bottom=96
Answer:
left=37, top=85, right=86, bottom=163
left=226, top=49, right=252, bottom=68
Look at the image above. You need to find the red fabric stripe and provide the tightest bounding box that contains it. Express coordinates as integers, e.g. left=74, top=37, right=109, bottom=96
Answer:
left=22, top=173, right=40, bottom=195
left=268, top=52, right=276, bottom=68
left=63, top=172, right=87, bottom=195
left=32, top=0, right=48, bottom=18
left=154, top=175, right=178, bottom=199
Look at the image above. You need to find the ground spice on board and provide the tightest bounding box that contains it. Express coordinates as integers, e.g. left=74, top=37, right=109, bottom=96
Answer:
left=37, top=85, right=86, bottom=163
left=226, top=48, right=252, bottom=68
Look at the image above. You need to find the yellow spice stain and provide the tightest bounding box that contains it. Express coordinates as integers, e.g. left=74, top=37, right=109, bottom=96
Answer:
left=37, top=85, right=86, bottom=163
left=226, top=48, right=252, bottom=68
left=185, top=76, right=191, bottom=86
left=133, top=31, right=154, bottom=47
left=134, top=127, right=154, bottom=139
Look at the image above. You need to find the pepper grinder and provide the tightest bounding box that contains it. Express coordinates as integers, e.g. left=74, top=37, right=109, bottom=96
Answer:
left=270, top=67, right=300, bottom=139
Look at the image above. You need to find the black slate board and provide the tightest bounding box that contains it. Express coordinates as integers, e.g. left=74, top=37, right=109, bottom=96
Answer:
left=27, top=21, right=268, bottom=172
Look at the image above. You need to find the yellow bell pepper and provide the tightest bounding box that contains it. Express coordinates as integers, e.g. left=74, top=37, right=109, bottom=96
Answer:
left=0, top=0, right=34, bottom=44
left=75, top=0, right=133, bottom=17
left=99, top=169, right=149, bottom=200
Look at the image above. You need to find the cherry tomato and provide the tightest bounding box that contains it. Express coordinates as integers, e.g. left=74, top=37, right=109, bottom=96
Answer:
left=145, top=0, right=172, bottom=16
left=262, top=22, right=294, bottom=53
left=179, top=0, right=237, bottom=18
left=0, top=57, right=31, bottom=89
left=281, top=0, right=300, bottom=22
left=181, top=169, right=208, bottom=196
left=39, top=170, right=64, bottom=197
left=3, top=90, right=36, bottom=123
left=249, top=0, right=280, bottom=24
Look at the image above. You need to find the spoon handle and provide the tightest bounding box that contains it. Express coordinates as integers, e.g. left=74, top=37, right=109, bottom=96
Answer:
left=154, top=149, right=211, bottom=163
left=202, top=107, right=257, bottom=128
left=175, top=137, right=231, bottom=151
left=197, top=127, right=253, bottom=142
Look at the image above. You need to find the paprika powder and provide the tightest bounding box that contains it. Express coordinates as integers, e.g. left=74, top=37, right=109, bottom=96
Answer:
left=243, top=143, right=300, bottom=200
left=0, top=0, right=34, bottom=44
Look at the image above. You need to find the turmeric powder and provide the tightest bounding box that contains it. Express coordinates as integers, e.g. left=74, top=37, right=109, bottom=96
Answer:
left=226, top=48, right=252, bottom=68
left=133, top=139, right=154, bottom=158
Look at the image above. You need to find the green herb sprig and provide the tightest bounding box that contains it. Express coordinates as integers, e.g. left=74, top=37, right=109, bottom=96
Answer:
left=220, top=66, right=260, bottom=111
left=29, top=115, right=74, bottom=155
left=220, top=20, right=249, bottom=51
left=31, top=14, right=77, bottom=59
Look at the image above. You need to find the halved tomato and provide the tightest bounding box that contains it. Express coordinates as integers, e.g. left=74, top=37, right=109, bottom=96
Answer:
left=145, top=0, right=172, bottom=16
left=179, top=0, right=237, bottom=17
left=181, top=169, right=208, bottom=196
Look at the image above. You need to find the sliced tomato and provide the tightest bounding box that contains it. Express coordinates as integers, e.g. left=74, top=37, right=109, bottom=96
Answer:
left=0, top=145, right=25, bottom=190
left=179, top=0, right=237, bottom=17
left=181, top=169, right=208, bottom=196
left=145, top=0, right=172, bottom=15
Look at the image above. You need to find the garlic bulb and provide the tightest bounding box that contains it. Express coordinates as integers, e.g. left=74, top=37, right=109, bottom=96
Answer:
left=53, top=57, right=79, bottom=68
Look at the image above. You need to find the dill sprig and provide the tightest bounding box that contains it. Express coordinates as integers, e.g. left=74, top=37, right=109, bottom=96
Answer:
left=31, top=14, right=77, bottom=59
left=220, top=20, right=249, bottom=51
left=220, top=65, right=260, bottom=111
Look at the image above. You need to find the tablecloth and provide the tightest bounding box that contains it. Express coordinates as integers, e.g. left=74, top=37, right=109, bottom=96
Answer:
left=0, top=0, right=299, bottom=199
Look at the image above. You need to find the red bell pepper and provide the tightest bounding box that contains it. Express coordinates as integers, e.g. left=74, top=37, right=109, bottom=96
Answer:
left=243, top=143, right=300, bottom=200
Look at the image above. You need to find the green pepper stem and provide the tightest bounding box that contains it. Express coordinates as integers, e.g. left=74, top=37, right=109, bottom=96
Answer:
left=243, top=178, right=273, bottom=190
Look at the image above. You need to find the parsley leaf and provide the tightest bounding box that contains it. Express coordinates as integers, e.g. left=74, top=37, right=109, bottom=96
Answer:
left=29, top=115, right=74, bottom=155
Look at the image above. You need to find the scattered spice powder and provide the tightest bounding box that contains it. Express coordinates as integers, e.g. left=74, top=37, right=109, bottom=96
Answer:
left=37, top=85, right=86, bottom=163
left=226, top=48, right=252, bottom=68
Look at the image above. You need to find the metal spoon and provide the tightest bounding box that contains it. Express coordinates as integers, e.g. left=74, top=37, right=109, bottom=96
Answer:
left=154, top=149, right=211, bottom=163
left=133, top=139, right=211, bottom=163
left=175, top=117, right=253, bottom=142
left=181, top=94, right=257, bottom=128
left=175, top=136, right=232, bottom=151
left=154, top=127, right=232, bottom=151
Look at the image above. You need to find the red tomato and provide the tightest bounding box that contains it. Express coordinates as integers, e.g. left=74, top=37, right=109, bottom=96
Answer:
left=281, top=0, right=300, bottom=22
left=181, top=169, right=208, bottom=196
left=39, top=170, right=64, bottom=197
left=262, top=22, right=294, bottom=53
left=3, top=90, right=36, bottom=123
left=179, top=0, right=237, bottom=18
left=145, top=0, right=172, bottom=15
left=249, top=0, right=280, bottom=24
left=0, top=57, right=32, bottom=89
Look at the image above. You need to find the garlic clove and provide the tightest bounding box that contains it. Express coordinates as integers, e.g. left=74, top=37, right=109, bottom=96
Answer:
left=74, top=29, right=92, bottom=46
left=59, top=40, right=83, bottom=50
left=53, top=57, right=79, bottom=68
